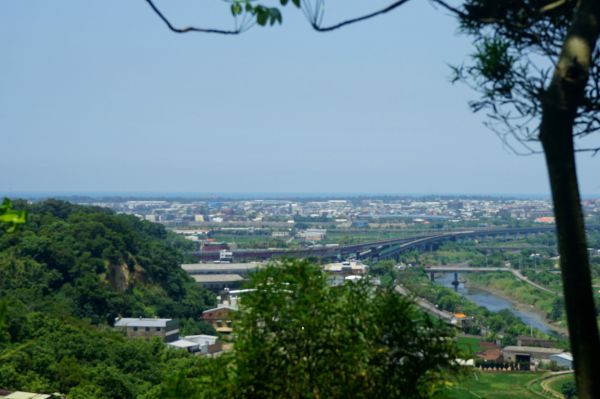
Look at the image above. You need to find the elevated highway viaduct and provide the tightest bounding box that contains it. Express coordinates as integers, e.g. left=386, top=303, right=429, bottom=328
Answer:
left=192, top=225, right=599, bottom=262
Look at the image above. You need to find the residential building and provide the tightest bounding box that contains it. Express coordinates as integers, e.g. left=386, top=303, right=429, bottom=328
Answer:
left=451, top=313, right=474, bottom=329
left=516, top=335, right=554, bottom=348
left=182, top=263, right=260, bottom=276
left=202, top=305, right=237, bottom=336
left=0, top=391, right=60, bottom=399
left=502, top=346, right=563, bottom=364
left=167, top=335, right=222, bottom=355
left=322, top=261, right=368, bottom=276
left=297, top=228, right=326, bottom=241
left=549, top=352, right=573, bottom=370
left=114, top=317, right=179, bottom=343
left=191, top=274, right=244, bottom=291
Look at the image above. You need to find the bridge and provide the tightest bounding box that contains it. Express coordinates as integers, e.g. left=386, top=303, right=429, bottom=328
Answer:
left=425, top=265, right=559, bottom=295
left=424, top=266, right=511, bottom=273
left=192, top=225, right=599, bottom=262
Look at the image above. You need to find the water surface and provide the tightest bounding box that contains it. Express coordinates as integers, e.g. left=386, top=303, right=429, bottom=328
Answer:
left=434, top=272, right=552, bottom=334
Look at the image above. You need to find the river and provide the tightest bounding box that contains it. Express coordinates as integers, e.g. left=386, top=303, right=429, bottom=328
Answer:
left=433, top=272, right=553, bottom=334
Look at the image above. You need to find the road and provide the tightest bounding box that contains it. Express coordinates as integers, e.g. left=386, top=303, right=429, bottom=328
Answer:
left=394, top=284, right=454, bottom=322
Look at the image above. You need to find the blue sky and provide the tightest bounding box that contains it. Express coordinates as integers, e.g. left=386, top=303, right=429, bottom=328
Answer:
left=1, top=0, right=598, bottom=196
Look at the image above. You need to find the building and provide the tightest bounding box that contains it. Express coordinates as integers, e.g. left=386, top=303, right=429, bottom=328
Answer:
left=450, top=313, right=474, bottom=329
left=183, top=262, right=262, bottom=291
left=549, top=352, right=573, bottom=370
left=502, top=346, right=563, bottom=364
left=167, top=334, right=222, bottom=355
left=297, top=228, right=327, bottom=241
left=516, top=335, right=554, bottom=348
left=182, top=263, right=260, bottom=276
left=219, top=250, right=234, bottom=263
left=0, top=391, right=57, bottom=399
left=271, top=231, right=289, bottom=238
left=201, top=241, right=230, bottom=252
left=191, top=274, right=244, bottom=291
left=202, top=304, right=237, bottom=336
left=114, top=317, right=179, bottom=343
left=322, top=261, right=368, bottom=276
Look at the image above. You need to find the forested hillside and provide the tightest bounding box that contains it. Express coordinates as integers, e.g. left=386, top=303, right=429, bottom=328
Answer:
left=0, top=200, right=217, bottom=397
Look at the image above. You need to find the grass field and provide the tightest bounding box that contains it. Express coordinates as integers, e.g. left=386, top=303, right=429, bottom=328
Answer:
left=447, top=371, right=550, bottom=399
left=456, top=336, right=482, bottom=356
left=545, top=373, right=574, bottom=397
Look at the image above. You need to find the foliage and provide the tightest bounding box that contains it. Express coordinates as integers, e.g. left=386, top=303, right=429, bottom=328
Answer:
left=0, top=310, right=219, bottom=398
left=233, top=259, right=463, bottom=399
left=0, top=200, right=218, bottom=397
left=561, top=380, right=578, bottom=399
left=452, top=0, right=600, bottom=154
left=0, top=199, right=26, bottom=233
left=0, top=200, right=215, bottom=325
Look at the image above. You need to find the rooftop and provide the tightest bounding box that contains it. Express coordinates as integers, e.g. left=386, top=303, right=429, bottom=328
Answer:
left=192, top=274, right=244, bottom=283
left=114, top=317, right=173, bottom=328
left=503, top=346, right=563, bottom=354
left=167, top=339, right=199, bottom=349
left=0, top=392, right=52, bottom=399
left=182, top=263, right=261, bottom=273
left=551, top=352, right=573, bottom=361
left=203, top=304, right=238, bottom=313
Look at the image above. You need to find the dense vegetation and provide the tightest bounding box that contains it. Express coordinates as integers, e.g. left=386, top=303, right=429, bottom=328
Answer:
left=0, top=200, right=216, bottom=397
left=0, top=205, right=465, bottom=398
left=0, top=200, right=214, bottom=324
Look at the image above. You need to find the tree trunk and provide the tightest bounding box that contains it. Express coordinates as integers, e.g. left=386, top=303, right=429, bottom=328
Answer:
left=539, top=2, right=600, bottom=397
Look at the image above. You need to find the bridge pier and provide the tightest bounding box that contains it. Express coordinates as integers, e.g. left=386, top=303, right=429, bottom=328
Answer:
left=430, top=272, right=435, bottom=282
left=451, top=272, right=459, bottom=291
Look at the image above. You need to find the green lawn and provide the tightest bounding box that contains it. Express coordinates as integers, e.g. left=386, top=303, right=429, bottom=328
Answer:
left=457, top=336, right=482, bottom=356
left=447, top=371, right=550, bottom=399
left=546, top=373, right=574, bottom=396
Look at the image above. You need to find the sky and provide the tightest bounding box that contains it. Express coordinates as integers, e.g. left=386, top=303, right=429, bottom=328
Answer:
left=1, top=0, right=598, bottom=197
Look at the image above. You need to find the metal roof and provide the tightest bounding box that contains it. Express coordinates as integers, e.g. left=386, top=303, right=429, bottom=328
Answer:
left=167, top=339, right=200, bottom=349
left=192, top=274, right=244, bottom=283
left=0, top=393, right=52, bottom=399
left=550, top=352, right=573, bottom=361
left=503, top=346, right=563, bottom=354
left=114, top=318, right=172, bottom=328
left=182, top=263, right=260, bottom=273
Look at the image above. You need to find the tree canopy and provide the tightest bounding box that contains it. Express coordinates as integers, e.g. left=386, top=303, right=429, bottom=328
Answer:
left=233, top=260, right=463, bottom=399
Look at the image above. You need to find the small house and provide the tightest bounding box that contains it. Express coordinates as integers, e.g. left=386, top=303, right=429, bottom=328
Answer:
left=114, top=317, right=179, bottom=342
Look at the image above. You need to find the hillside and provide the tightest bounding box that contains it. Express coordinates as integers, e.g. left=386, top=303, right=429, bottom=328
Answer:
left=0, top=199, right=214, bottom=324
left=0, top=200, right=217, bottom=397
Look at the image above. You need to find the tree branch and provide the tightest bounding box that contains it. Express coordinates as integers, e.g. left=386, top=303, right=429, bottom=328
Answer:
left=144, top=0, right=241, bottom=35
left=430, top=0, right=468, bottom=18
left=311, top=0, right=412, bottom=32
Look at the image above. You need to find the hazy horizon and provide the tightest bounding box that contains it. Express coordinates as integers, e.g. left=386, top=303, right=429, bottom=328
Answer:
left=4, top=190, right=595, bottom=201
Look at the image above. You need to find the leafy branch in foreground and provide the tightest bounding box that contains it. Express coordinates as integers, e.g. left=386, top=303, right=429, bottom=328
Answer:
left=0, top=199, right=25, bottom=233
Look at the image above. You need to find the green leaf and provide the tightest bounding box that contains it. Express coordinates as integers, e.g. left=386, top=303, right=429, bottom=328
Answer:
left=230, top=2, right=243, bottom=16
left=270, top=8, right=282, bottom=25
left=256, top=11, right=268, bottom=26
left=0, top=198, right=26, bottom=232
left=292, top=0, right=300, bottom=7
left=280, top=0, right=289, bottom=5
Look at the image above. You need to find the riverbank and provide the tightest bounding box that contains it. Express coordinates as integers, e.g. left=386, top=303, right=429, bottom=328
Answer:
left=464, top=278, right=568, bottom=336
